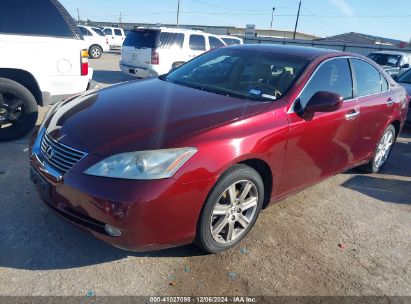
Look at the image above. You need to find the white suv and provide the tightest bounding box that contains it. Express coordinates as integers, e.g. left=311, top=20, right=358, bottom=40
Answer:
left=0, top=0, right=94, bottom=141
left=120, top=28, right=226, bottom=78
left=78, top=25, right=110, bottom=59
left=103, top=27, right=126, bottom=48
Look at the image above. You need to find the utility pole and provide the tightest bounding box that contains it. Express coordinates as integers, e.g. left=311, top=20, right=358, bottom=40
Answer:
left=269, top=7, right=276, bottom=37
left=77, top=8, right=80, bottom=22
left=293, top=1, right=302, bottom=39
left=119, top=12, right=122, bottom=28
left=176, top=0, right=181, bottom=28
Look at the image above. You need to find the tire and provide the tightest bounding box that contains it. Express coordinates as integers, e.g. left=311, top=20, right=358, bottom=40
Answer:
left=0, top=78, right=38, bottom=142
left=195, top=164, right=264, bottom=253
left=360, top=124, right=396, bottom=173
left=89, top=45, right=102, bottom=59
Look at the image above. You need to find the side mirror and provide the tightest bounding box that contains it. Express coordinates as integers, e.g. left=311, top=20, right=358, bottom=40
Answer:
left=296, top=91, right=343, bottom=121
left=392, top=74, right=398, bottom=81
left=402, top=64, right=410, bottom=69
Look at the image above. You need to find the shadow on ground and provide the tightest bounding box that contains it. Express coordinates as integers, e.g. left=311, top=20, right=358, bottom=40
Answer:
left=93, top=70, right=135, bottom=85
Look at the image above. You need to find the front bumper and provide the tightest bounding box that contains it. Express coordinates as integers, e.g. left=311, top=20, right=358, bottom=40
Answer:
left=29, top=128, right=216, bottom=251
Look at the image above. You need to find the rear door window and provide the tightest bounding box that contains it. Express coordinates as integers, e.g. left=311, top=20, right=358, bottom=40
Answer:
left=123, top=30, right=159, bottom=48
left=381, top=75, right=389, bottom=91
left=351, top=59, right=382, bottom=97
left=103, top=28, right=112, bottom=35
left=209, top=36, right=225, bottom=49
left=79, top=27, right=92, bottom=36
left=189, top=35, right=206, bottom=51
left=299, top=58, right=353, bottom=108
left=114, top=29, right=122, bottom=36
left=0, top=0, right=76, bottom=38
left=159, top=33, right=184, bottom=49
left=92, top=28, right=105, bottom=36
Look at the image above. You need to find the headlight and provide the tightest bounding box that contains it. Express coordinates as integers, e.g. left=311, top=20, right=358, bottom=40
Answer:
left=84, top=148, right=197, bottom=180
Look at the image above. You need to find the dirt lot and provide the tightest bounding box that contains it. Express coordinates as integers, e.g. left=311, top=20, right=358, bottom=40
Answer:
left=0, top=52, right=410, bottom=297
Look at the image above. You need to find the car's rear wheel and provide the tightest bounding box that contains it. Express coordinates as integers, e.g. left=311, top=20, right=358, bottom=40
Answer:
left=89, top=45, right=102, bottom=59
left=361, top=124, right=396, bottom=173
left=0, top=78, right=38, bottom=142
left=195, top=164, right=264, bottom=253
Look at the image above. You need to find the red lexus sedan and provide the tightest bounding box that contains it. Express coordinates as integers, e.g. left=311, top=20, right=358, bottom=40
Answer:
left=29, top=45, right=409, bottom=253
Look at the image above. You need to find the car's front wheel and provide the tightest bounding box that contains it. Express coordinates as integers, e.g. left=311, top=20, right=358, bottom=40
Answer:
left=0, top=78, right=38, bottom=142
left=361, top=124, right=396, bottom=173
left=195, top=164, right=264, bottom=253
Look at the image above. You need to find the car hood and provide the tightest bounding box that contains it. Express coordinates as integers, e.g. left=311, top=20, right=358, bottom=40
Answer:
left=45, top=79, right=270, bottom=155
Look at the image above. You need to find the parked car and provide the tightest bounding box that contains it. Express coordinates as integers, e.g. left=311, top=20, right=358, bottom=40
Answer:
left=396, top=69, right=411, bottom=122
left=30, top=45, right=408, bottom=253
left=0, top=0, right=93, bottom=141
left=219, top=35, right=244, bottom=45
left=367, top=51, right=411, bottom=77
left=103, top=27, right=126, bottom=48
left=78, top=25, right=110, bottom=59
left=120, top=28, right=226, bottom=78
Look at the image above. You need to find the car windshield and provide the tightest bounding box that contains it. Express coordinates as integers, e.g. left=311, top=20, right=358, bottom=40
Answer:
left=397, top=69, right=411, bottom=84
left=92, top=27, right=105, bottom=36
left=160, top=48, right=309, bottom=102
left=367, top=53, right=401, bottom=67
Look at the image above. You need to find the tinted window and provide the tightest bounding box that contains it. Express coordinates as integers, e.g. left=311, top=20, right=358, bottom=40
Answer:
left=163, top=48, right=309, bottom=101
left=103, top=28, right=112, bottom=35
left=222, top=38, right=241, bottom=45
left=351, top=59, right=382, bottom=97
left=79, top=27, right=91, bottom=36
left=299, top=59, right=353, bottom=108
left=92, top=27, right=105, bottom=36
left=397, top=69, right=411, bottom=84
left=123, top=30, right=159, bottom=48
left=114, top=29, right=122, bottom=36
left=189, top=35, right=206, bottom=51
left=0, top=0, right=75, bottom=38
left=367, top=53, right=401, bottom=68
left=209, top=36, right=225, bottom=49
left=159, top=33, right=184, bottom=49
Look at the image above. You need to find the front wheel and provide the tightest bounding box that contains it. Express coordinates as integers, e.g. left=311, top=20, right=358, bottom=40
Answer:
left=195, top=164, right=264, bottom=253
left=361, top=125, right=396, bottom=173
left=0, top=78, right=38, bottom=142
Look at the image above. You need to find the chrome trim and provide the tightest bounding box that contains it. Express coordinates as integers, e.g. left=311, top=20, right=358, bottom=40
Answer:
left=288, top=56, right=392, bottom=114
left=38, top=131, right=88, bottom=175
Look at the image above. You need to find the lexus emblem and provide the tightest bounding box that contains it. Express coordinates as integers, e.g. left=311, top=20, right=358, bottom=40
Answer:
left=45, top=145, right=54, bottom=160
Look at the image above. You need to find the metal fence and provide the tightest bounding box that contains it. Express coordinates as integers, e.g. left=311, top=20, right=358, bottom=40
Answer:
left=243, top=37, right=411, bottom=56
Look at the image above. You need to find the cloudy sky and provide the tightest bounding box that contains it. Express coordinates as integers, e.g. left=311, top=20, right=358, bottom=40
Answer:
left=60, top=0, right=411, bottom=41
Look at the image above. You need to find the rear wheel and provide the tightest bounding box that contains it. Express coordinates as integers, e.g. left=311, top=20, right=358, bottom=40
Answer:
left=361, top=125, right=396, bottom=173
left=0, top=78, right=38, bottom=142
left=195, top=164, right=264, bottom=253
left=89, top=45, right=102, bottom=59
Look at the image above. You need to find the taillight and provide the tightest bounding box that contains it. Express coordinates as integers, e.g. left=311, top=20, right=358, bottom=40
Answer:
left=151, top=49, right=159, bottom=65
left=81, top=49, right=89, bottom=76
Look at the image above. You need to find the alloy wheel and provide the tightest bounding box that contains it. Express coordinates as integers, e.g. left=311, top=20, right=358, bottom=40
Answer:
left=0, top=91, right=26, bottom=129
left=375, top=130, right=394, bottom=169
left=210, top=180, right=258, bottom=244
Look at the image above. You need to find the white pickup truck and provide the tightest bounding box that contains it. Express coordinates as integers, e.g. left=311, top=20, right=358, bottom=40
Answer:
left=0, top=0, right=94, bottom=141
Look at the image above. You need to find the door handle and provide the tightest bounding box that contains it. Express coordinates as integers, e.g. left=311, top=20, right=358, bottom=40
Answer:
left=387, top=97, right=395, bottom=107
left=345, top=110, right=360, bottom=120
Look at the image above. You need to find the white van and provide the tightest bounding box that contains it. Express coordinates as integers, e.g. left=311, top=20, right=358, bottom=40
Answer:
left=103, top=27, right=126, bottom=48
left=120, top=28, right=226, bottom=78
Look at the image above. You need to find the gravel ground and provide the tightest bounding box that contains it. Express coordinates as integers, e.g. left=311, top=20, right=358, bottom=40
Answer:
left=0, top=52, right=410, bottom=297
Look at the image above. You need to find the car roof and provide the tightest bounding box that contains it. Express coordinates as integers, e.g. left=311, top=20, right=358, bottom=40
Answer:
left=228, top=44, right=344, bottom=60
left=132, top=27, right=213, bottom=35
left=220, top=35, right=243, bottom=40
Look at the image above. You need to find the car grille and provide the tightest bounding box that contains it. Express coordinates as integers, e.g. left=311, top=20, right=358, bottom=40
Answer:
left=40, top=132, right=87, bottom=174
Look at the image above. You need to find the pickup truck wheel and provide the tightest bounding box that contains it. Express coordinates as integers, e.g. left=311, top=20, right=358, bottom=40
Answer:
left=0, top=78, right=38, bottom=142
left=89, top=45, right=102, bottom=59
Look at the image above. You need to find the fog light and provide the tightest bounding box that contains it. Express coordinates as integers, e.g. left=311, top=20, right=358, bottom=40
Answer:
left=105, top=224, right=121, bottom=237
